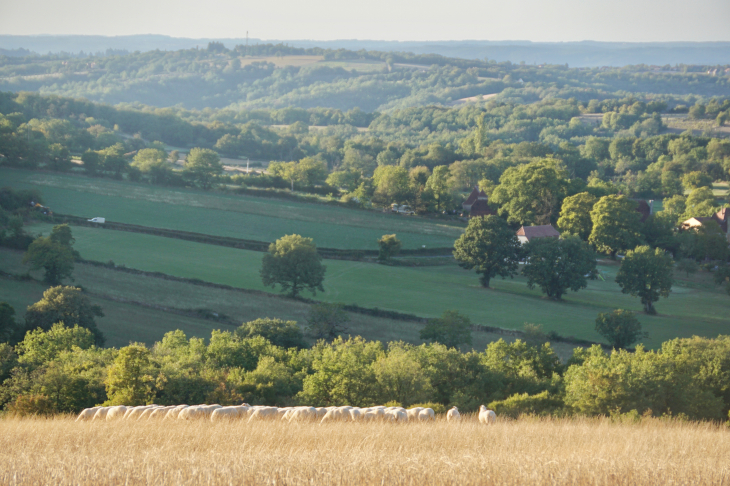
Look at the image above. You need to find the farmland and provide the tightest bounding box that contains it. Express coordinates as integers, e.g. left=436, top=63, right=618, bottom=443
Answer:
left=1, top=168, right=462, bottom=250
left=1, top=248, right=539, bottom=354
left=13, top=223, right=730, bottom=348
left=1, top=416, right=728, bottom=485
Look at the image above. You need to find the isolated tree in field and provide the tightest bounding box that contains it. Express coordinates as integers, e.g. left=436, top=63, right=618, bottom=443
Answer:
left=491, top=159, right=569, bottom=225
left=522, top=236, right=597, bottom=300
left=453, top=215, right=521, bottom=288
left=377, top=234, right=402, bottom=262
left=419, top=310, right=473, bottom=349
left=24, top=286, right=105, bottom=346
left=595, top=309, right=647, bottom=349
left=589, top=195, right=643, bottom=258
left=131, top=148, right=171, bottom=184
left=184, top=147, right=222, bottom=189
left=235, top=318, right=307, bottom=349
left=261, top=234, right=326, bottom=298
left=22, top=224, right=78, bottom=284
left=105, top=344, right=155, bottom=406
left=615, top=246, right=674, bottom=314
left=557, top=192, right=597, bottom=240
left=305, top=303, right=350, bottom=341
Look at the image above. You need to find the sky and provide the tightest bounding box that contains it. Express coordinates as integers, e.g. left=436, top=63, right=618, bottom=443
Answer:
left=1, top=0, right=729, bottom=42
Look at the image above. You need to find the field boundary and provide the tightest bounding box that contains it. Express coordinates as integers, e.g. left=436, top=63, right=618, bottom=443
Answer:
left=0, top=246, right=601, bottom=348
left=48, top=214, right=456, bottom=260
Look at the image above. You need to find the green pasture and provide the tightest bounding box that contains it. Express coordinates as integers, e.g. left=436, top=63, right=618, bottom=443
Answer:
left=21, top=224, right=730, bottom=348
left=1, top=248, right=544, bottom=355
left=1, top=168, right=462, bottom=250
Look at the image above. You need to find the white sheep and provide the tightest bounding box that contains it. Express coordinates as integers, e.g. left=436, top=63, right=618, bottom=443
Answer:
left=178, top=405, right=205, bottom=420
left=247, top=407, right=278, bottom=422
left=418, top=408, right=435, bottom=421
left=75, top=406, right=101, bottom=422
left=289, top=407, right=317, bottom=422
left=406, top=407, right=424, bottom=420
left=478, top=405, right=497, bottom=424
left=105, top=405, right=128, bottom=420
left=211, top=406, right=245, bottom=422
left=91, top=407, right=110, bottom=421
left=147, top=406, right=176, bottom=420
left=446, top=406, right=461, bottom=422
left=384, top=409, right=408, bottom=422
left=164, top=405, right=188, bottom=420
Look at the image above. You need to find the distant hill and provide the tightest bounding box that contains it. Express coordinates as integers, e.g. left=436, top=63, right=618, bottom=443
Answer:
left=2, top=35, right=730, bottom=67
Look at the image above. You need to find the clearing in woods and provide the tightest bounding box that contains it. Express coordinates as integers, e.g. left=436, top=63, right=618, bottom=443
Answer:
left=0, top=168, right=462, bottom=250
left=0, top=417, right=728, bottom=485
left=15, top=225, right=730, bottom=348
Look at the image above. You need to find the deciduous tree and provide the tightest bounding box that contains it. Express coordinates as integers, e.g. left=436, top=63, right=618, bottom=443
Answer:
left=588, top=195, right=643, bottom=258
left=557, top=192, right=597, bottom=240
left=419, top=310, right=473, bottom=349
left=260, top=234, right=326, bottom=298
left=184, top=147, right=222, bottom=189
left=594, top=309, right=647, bottom=349
left=615, top=246, right=674, bottom=314
left=24, top=286, right=105, bottom=346
left=522, top=236, right=597, bottom=300
left=453, top=215, right=522, bottom=288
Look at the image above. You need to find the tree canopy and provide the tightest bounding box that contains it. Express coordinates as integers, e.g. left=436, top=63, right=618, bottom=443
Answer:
left=615, top=246, right=674, bottom=314
left=453, top=215, right=522, bottom=288
left=588, top=195, right=643, bottom=258
left=522, top=236, right=597, bottom=300
left=260, top=234, right=326, bottom=298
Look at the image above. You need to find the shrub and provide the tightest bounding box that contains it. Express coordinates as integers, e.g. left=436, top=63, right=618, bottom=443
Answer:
left=7, top=394, right=56, bottom=417
left=488, top=391, right=565, bottom=418
left=236, top=318, right=308, bottom=349
left=595, top=309, right=647, bottom=349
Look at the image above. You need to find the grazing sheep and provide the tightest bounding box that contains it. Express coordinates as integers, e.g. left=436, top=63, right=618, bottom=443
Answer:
left=125, top=406, right=157, bottom=420
left=384, top=409, right=408, bottom=422
left=211, top=406, right=245, bottom=422
left=138, top=406, right=167, bottom=420
left=164, top=405, right=188, bottom=420
left=105, top=406, right=128, bottom=420
left=348, top=408, right=362, bottom=421
left=478, top=405, right=497, bottom=424
left=320, top=408, right=349, bottom=423
left=75, top=406, right=101, bottom=422
left=418, top=408, right=435, bottom=421
left=289, top=407, right=317, bottom=422
left=247, top=407, right=279, bottom=422
left=406, top=407, right=424, bottom=420
left=92, top=407, right=110, bottom=421
left=147, top=406, right=176, bottom=420
left=178, top=405, right=206, bottom=420
left=446, top=406, right=461, bottom=422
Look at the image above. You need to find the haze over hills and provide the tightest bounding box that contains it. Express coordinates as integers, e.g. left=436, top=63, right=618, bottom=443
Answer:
left=2, top=35, right=730, bottom=67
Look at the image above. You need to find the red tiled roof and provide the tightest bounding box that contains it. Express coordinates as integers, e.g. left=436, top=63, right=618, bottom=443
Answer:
left=516, top=224, right=561, bottom=239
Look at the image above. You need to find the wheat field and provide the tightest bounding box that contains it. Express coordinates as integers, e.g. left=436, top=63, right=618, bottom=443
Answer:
left=0, top=416, right=728, bottom=485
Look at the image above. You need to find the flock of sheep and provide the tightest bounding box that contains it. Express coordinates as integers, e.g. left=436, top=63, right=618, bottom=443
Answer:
left=75, top=404, right=497, bottom=424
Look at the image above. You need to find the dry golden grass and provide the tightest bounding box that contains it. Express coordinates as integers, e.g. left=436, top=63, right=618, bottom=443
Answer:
left=1, top=416, right=729, bottom=485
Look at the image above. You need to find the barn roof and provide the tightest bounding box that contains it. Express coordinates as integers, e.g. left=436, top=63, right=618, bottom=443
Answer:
left=516, top=224, right=561, bottom=239
left=469, top=199, right=494, bottom=217
left=463, top=187, right=488, bottom=207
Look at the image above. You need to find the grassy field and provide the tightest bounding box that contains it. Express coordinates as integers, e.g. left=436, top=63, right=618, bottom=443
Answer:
left=2, top=248, right=545, bottom=355
left=1, top=168, right=462, bottom=249
left=1, top=417, right=727, bottom=485
left=17, top=224, right=730, bottom=348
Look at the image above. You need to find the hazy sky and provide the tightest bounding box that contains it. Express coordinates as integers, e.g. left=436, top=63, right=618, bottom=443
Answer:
left=1, top=0, right=729, bottom=42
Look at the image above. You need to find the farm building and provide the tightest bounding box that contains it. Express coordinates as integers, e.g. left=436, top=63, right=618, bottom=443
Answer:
left=468, top=199, right=494, bottom=218
left=516, top=224, right=561, bottom=245
left=462, top=187, right=488, bottom=212
left=681, top=208, right=730, bottom=242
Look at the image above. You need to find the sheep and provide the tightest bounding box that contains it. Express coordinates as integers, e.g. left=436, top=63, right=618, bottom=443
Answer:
left=75, top=406, right=101, bottom=422
left=138, top=406, right=167, bottom=420
left=418, top=408, right=435, bottom=421
left=289, top=407, right=317, bottom=422
left=478, top=405, right=497, bottom=424
left=105, top=406, right=128, bottom=420
left=247, top=407, right=279, bottom=422
left=164, top=405, right=188, bottom=420
left=211, top=406, right=244, bottom=422
left=320, top=408, right=349, bottom=423
left=348, top=408, right=362, bottom=421
left=406, top=407, right=424, bottom=420
left=92, top=407, right=110, bottom=421
left=147, top=406, right=176, bottom=420
left=314, top=407, right=328, bottom=419
left=446, top=406, right=461, bottom=422
left=384, top=409, right=408, bottom=423
left=125, top=405, right=156, bottom=420
left=178, top=405, right=205, bottom=420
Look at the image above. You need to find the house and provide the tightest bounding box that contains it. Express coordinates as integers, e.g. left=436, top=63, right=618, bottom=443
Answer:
left=681, top=208, right=730, bottom=241
left=468, top=198, right=494, bottom=218
left=516, top=224, right=561, bottom=244
left=462, top=187, right=488, bottom=212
